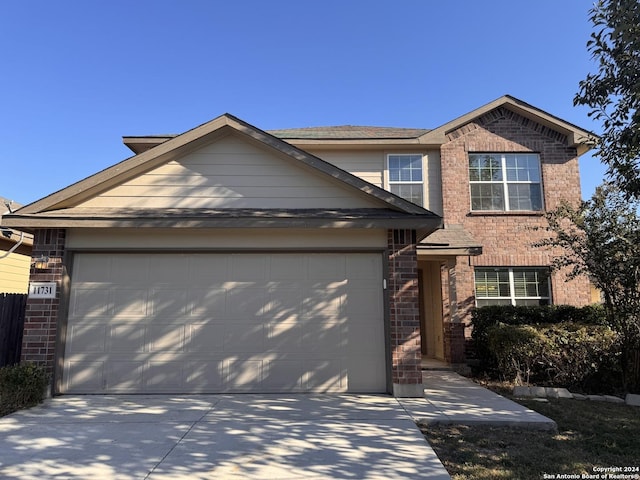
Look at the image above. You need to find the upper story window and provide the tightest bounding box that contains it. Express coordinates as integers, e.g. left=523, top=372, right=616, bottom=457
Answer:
left=388, top=154, right=423, bottom=206
left=474, top=267, right=551, bottom=307
left=469, top=153, right=543, bottom=212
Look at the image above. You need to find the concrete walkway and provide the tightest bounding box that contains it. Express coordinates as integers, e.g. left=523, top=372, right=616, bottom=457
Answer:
left=400, top=371, right=557, bottom=430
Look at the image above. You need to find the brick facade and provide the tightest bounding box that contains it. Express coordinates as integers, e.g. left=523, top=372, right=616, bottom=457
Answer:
left=387, top=229, right=422, bottom=395
left=440, top=107, right=592, bottom=343
left=21, top=229, right=66, bottom=377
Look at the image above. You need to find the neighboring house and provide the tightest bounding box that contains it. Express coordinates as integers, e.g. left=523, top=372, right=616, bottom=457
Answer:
left=0, top=95, right=595, bottom=397
left=0, top=198, right=33, bottom=293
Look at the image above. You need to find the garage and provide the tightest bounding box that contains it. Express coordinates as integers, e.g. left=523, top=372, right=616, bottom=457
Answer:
left=62, top=252, right=386, bottom=394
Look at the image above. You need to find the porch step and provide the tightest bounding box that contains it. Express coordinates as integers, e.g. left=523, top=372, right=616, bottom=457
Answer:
left=421, top=358, right=453, bottom=371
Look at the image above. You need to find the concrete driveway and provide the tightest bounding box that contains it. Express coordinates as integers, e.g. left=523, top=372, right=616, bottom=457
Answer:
left=0, top=394, right=450, bottom=479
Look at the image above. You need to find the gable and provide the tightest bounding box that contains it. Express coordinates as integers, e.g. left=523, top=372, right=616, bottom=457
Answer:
left=77, top=133, right=387, bottom=210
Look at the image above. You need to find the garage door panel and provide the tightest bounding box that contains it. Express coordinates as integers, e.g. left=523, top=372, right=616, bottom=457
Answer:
left=147, top=324, right=186, bottom=352
left=109, top=325, right=146, bottom=353
left=346, top=355, right=386, bottom=392
left=144, top=360, right=185, bottom=390
left=107, top=361, right=144, bottom=391
left=111, top=256, right=148, bottom=283
left=67, top=323, right=107, bottom=353
left=188, top=256, right=229, bottom=281
left=344, top=288, right=383, bottom=317
left=300, top=321, right=345, bottom=352
left=226, top=286, right=267, bottom=319
left=63, top=252, right=386, bottom=394
left=304, top=359, right=347, bottom=391
left=188, top=288, right=226, bottom=317
left=263, top=359, right=304, bottom=390
left=66, top=361, right=105, bottom=391
left=307, top=255, right=346, bottom=279
left=231, top=255, right=266, bottom=281
left=111, top=288, right=148, bottom=317
left=268, top=255, right=305, bottom=280
left=187, top=323, right=225, bottom=351
left=73, top=255, right=112, bottom=282
left=223, top=324, right=265, bottom=352
left=265, top=322, right=303, bottom=352
left=70, top=288, right=111, bottom=318
left=149, top=256, right=188, bottom=284
left=184, top=361, right=224, bottom=389
left=224, top=358, right=264, bottom=389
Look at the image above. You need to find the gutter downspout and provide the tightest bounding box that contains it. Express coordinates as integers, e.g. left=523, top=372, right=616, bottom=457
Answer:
left=0, top=230, right=25, bottom=259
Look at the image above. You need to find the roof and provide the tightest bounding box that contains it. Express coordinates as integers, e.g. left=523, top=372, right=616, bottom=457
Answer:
left=418, top=225, right=483, bottom=256
left=267, top=126, right=430, bottom=140
left=122, top=95, right=596, bottom=155
left=2, top=114, right=441, bottom=237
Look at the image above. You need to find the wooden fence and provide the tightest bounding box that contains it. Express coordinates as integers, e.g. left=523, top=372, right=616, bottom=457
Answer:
left=0, top=293, right=27, bottom=367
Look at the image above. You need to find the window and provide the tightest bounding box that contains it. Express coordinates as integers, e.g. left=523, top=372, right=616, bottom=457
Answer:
left=469, top=153, right=543, bottom=211
left=474, top=268, right=550, bottom=306
left=388, top=154, right=423, bottom=205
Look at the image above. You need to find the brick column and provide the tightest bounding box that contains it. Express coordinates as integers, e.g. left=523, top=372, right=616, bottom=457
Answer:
left=21, top=229, right=66, bottom=380
left=388, top=229, right=423, bottom=397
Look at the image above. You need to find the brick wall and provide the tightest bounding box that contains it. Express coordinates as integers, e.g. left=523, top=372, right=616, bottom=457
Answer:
left=21, top=229, right=66, bottom=376
left=440, top=107, right=592, bottom=334
left=387, top=229, right=422, bottom=389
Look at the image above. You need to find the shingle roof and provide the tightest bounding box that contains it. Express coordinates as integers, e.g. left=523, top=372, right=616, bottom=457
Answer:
left=419, top=224, right=482, bottom=251
left=268, top=126, right=430, bottom=140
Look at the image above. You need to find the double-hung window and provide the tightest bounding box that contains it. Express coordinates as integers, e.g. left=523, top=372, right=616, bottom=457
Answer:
left=388, top=154, right=423, bottom=206
left=469, top=153, right=543, bottom=211
left=474, top=267, right=551, bottom=306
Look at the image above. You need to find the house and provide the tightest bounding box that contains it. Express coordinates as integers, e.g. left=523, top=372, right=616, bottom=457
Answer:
left=0, top=95, right=595, bottom=396
left=0, top=198, right=33, bottom=294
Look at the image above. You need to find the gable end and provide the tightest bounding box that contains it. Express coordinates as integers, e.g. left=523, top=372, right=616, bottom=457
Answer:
left=446, top=107, right=569, bottom=146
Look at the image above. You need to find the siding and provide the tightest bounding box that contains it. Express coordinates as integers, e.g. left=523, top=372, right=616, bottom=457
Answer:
left=66, top=228, right=388, bottom=250
left=304, top=149, right=444, bottom=215
left=0, top=252, right=30, bottom=293
left=79, top=135, right=383, bottom=210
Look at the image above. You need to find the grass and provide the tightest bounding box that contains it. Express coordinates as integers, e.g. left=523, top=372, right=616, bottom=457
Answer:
left=420, top=397, right=640, bottom=480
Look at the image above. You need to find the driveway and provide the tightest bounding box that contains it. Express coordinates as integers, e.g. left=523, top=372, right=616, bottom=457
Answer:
left=0, top=394, right=451, bottom=479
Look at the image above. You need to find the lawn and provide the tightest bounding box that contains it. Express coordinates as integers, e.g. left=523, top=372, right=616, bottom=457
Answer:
left=420, top=397, right=640, bottom=480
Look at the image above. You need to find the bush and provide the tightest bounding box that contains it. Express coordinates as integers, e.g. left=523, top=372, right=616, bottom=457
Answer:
left=485, top=322, right=621, bottom=393
left=0, top=363, right=49, bottom=417
left=471, top=304, right=607, bottom=375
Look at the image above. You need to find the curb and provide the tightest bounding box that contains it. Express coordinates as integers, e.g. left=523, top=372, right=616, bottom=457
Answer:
left=512, top=386, right=638, bottom=406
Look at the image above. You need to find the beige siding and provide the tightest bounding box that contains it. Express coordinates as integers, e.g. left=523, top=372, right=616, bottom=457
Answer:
left=304, top=150, right=384, bottom=187
left=424, top=150, right=443, bottom=216
left=0, top=252, right=30, bottom=293
left=66, top=228, right=388, bottom=250
left=79, top=135, right=383, bottom=209
left=306, top=148, right=444, bottom=214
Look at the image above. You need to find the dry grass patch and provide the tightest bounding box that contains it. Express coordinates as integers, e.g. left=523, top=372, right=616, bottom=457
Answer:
left=420, top=398, right=640, bottom=480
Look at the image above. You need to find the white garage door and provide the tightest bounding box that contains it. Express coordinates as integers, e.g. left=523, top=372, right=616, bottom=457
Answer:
left=62, top=252, right=386, bottom=393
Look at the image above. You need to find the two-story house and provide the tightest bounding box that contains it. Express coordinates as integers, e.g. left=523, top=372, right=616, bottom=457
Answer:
left=1, top=95, right=594, bottom=397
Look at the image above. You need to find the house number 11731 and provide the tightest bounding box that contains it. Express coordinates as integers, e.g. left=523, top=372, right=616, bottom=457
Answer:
left=29, top=282, right=57, bottom=299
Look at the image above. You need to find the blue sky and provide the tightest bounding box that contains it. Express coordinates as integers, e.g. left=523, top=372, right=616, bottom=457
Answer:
left=0, top=1, right=607, bottom=206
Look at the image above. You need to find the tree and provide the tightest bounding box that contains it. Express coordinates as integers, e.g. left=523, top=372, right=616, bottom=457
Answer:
left=535, top=183, right=640, bottom=392
left=574, top=0, right=640, bottom=198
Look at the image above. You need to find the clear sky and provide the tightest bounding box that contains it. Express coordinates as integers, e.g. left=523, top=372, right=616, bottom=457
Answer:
left=0, top=1, right=607, bottom=206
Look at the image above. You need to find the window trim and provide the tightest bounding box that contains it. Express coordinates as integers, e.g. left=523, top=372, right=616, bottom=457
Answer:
left=474, top=267, right=551, bottom=306
left=468, top=153, right=544, bottom=212
left=386, top=153, right=424, bottom=206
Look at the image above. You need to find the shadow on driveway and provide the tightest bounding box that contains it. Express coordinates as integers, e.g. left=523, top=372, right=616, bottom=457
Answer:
left=0, top=395, right=451, bottom=479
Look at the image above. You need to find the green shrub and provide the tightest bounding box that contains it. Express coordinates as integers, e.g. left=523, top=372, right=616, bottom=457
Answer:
left=485, top=322, right=621, bottom=392
left=471, top=304, right=607, bottom=375
left=0, top=363, right=49, bottom=416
